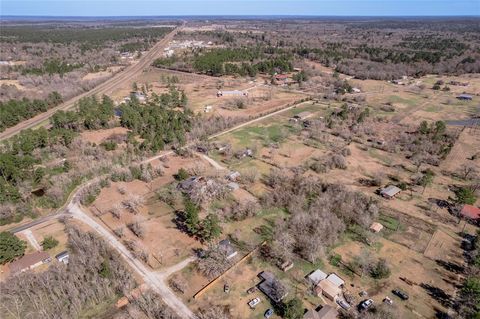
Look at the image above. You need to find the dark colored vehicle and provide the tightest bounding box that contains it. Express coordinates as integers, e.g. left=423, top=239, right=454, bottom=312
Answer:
left=392, top=289, right=409, bottom=300
left=264, top=308, right=274, bottom=318
left=358, top=299, right=374, bottom=311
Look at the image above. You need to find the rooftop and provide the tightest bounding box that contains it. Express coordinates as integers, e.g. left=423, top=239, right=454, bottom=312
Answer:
left=380, top=185, right=402, bottom=197
left=460, top=205, right=480, bottom=220
left=8, top=251, right=51, bottom=274
left=326, top=273, right=345, bottom=287
left=258, top=271, right=288, bottom=303
left=307, top=269, right=328, bottom=285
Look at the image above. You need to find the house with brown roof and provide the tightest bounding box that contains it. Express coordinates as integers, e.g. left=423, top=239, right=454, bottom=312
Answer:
left=304, top=305, right=338, bottom=319
left=8, top=251, right=51, bottom=275
left=315, top=279, right=341, bottom=301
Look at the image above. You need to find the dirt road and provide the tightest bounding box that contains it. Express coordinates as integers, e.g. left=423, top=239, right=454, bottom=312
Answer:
left=0, top=25, right=182, bottom=142
left=6, top=99, right=312, bottom=317
left=68, top=202, right=196, bottom=319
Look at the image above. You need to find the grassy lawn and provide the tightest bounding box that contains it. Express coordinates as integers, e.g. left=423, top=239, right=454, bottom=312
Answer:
left=368, top=148, right=393, bottom=166
left=378, top=214, right=400, bottom=231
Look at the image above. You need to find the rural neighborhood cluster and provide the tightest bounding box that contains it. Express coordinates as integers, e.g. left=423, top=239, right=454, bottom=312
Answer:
left=0, top=16, right=479, bottom=319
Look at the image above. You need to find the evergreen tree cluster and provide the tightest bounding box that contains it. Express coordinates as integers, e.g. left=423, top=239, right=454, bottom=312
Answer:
left=0, top=92, right=62, bottom=132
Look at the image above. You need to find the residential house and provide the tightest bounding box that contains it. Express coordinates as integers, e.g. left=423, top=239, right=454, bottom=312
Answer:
left=258, top=271, right=288, bottom=303
left=273, top=74, right=291, bottom=85
left=304, top=305, right=338, bottom=319
left=218, top=239, right=238, bottom=259
left=315, top=279, right=341, bottom=301
left=177, top=176, right=205, bottom=194
left=380, top=185, right=402, bottom=199
left=8, top=251, right=51, bottom=275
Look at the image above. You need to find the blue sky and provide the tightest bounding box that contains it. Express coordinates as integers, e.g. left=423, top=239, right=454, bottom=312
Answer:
left=1, top=0, right=479, bottom=17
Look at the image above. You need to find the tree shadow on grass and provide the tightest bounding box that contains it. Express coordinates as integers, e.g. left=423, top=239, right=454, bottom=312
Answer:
left=421, top=283, right=455, bottom=308
left=435, top=259, right=465, bottom=275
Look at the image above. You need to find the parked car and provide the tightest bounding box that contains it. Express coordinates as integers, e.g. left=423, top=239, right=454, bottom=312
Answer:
left=247, top=286, right=256, bottom=294
left=359, top=299, right=374, bottom=311
left=248, top=297, right=261, bottom=309
left=264, top=308, right=274, bottom=318
left=337, top=299, right=351, bottom=310
left=224, top=283, right=230, bottom=293
left=392, top=289, right=409, bottom=300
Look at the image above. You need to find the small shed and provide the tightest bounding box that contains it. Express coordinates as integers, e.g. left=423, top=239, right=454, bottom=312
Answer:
left=55, top=251, right=70, bottom=264
left=380, top=185, right=401, bottom=199
left=457, top=94, right=473, bottom=101
left=280, top=260, right=294, bottom=272
left=326, top=273, right=345, bottom=288
left=315, top=279, right=341, bottom=301
left=307, top=269, right=328, bottom=285
left=226, top=171, right=241, bottom=181
left=370, top=222, right=384, bottom=233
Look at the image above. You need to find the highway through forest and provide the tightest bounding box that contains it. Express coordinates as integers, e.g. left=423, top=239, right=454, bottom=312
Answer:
left=0, top=24, right=182, bottom=142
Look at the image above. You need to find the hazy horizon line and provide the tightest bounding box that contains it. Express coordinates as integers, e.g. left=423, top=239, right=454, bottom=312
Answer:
left=1, top=14, right=479, bottom=21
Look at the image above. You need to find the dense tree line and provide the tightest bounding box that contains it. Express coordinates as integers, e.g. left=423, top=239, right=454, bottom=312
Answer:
left=22, top=59, right=83, bottom=76
left=0, top=87, right=193, bottom=224
left=192, top=47, right=293, bottom=76
left=154, top=47, right=293, bottom=76
left=119, top=91, right=193, bottom=152
left=293, top=34, right=478, bottom=79
left=0, top=226, right=136, bottom=319
left=1, top=26, right=172, bottom=47
left=51, top=95, right=114, bottom=131
left=0, top=92, right=62, bottom=132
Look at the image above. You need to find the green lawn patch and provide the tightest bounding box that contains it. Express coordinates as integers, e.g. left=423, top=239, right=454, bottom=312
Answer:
left=378, top=214, right=400, bottom=231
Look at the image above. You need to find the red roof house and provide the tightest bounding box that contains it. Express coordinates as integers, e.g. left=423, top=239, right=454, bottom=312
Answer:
left=275, top=74, right=289, bottom=80
left=460, top=205, right=480, bottom=220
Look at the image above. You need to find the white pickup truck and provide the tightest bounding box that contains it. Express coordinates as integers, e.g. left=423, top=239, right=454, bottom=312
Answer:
left=248, top=297, right=261, bottom=309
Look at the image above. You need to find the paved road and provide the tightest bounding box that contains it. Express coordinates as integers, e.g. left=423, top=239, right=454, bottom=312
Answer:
left=68, top=202, right=196, bottom=319
left=0, top=25, right=182, bottom=142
